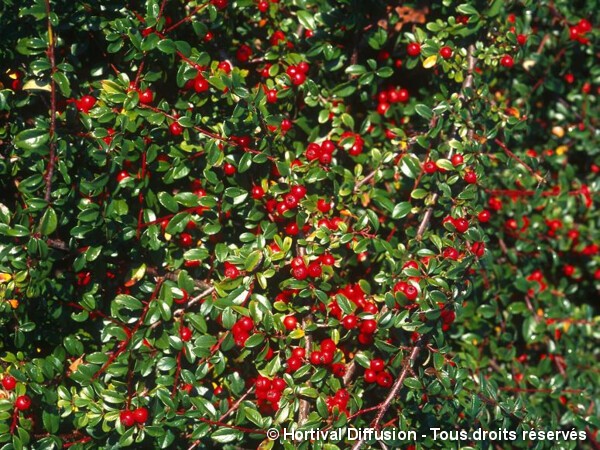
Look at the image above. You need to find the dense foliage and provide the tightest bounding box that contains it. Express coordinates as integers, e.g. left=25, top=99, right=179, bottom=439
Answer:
left=0, top=0, right=598, bottom=448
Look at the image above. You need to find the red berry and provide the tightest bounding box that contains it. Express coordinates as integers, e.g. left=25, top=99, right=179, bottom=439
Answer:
left=290, top=185, right=307, bottom=200
left=224, top=262, right=240, bottom=279
left=517, top=34, right=527, bottom=45
left=287, top=356, right=302, bottom=372
left=179, top=233, right=193, bottom=247
left=443, top=247, right=459, bottom=260
left=238, top=317, right=254, bottom=331
left=478, top=210, right=491, bottom=223
left=284, top=193, right=299, bottom=209
left=317, top=199, right=331, bottom=213
left=376, top=371, right=393, bottom=388
left=310, top=351, right=322, bottom=365
left=451, top=154, right=464, bottom=166
left=266, top=89, right=278, bottom=103
left=292, top=347, right=306, bottom=359
left=15, top=395, right=31, bottom=411
left=218, top=61, right=232, bottom=73
left=211, top=0, right=228, bottom=9
left=321, top=253, right=335, bottom=266
left=360, top=319, right=377, bottom=335
left=320, top=339, right=336, bottom=352
left=341, top=315, right=358, bottom=330
left=117, top=170, right=130, bottom=183
left=471, top=242, right=485, bottom=258
left=133, top=407, right=148, bottom=424
left=454, top=218, right=469, bottom=233
left=138, top=88, right=154, bottom=104
left=2, top=376, right=16, bottom=390
left=370, top=358, right=385, bottom=372
left=224, top=162, right=236, bottom=176
left=407, top=42, right=421, bottom=57
left=377, top=102, right=389, bottom=115
left=364, top=368, right=377, bottom=383
left=180, top=326, right=192, bottom=342
left=77, top=95, right=96, bottom=113
left=258, top=1, right=268, bottom=12
left=292, top=266, right=308, bottom=280
left=194, top=77, right=209, bottom=93
left=307, top=261, right=322, bottom=278
left=280, top=119, right=292, bottom=131
left=397, top=88, right=410, bottom=103
left=500, top=55, right=514, bottom=68
left=424, top=161, right=437, bottom=174
left=251, top=185, right=265, bottom=200
left=464, top=171, right=477, bottom=184
left=169, top=122, right=183, bottom=136
left=404, top=285, right=418, bottom=301
left=283, top=315, right=298, bottom=331
left=120, top=410, right=136, bottom=427
left=439, top=46, right=453, bottom=59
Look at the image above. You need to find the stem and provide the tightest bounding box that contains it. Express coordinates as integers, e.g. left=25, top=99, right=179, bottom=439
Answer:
left=494, top=138, right=546, bottom=183
left=44, top=0, right=57, bottom=203
left=350, top=341, right=424, bottom=450
left=415, top=44, right=476, bottom=240
left=91, top=278, right=163, bottom=380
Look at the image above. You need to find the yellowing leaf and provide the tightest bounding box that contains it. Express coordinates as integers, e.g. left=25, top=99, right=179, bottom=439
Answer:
left=8, top=299, right=19, bottom=309
left=69, top=355, right=85, bottom=372
left=124, top=263, right=146, bottom=287
left=555, top=145, right=568, bottom=155
left=22, top=79, right=51, bottom=92
left=0, top=273, right=12, bottom=283
left=423, top=55, right=437, bottom=69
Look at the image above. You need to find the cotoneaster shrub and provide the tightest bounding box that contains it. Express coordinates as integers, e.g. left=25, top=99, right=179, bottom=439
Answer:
left=0, top=0, right=598, bottom=449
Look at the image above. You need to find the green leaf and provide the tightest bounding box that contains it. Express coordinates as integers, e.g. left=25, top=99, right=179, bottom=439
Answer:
left=391, top=202, right=411, bottom=219
left=245, top=250, right=262, bottom=272
left=415, top=104, right=433, bottom=120
left=158, top=192, right=179, bottom=213
left=15, top=128, right=49, bottom=150
left=39, top=207, right=57, bottom=235
left=53, top=71, right=71, bottom=97
left=157, top=39, right=176, bottom=54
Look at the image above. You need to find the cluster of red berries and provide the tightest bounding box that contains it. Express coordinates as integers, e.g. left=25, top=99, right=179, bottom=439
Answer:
left=232, top=316, right=254, bottom=347
left=184, top=70, right=210, bottom=94
left=328, top=284, right=378, bottom=318
left=286, top=62, right=309, bottom=86
left=364, top=358, right=393, bottom=387
left=308, top=338, right=337, bottom=367
left=290, top=255, right=323, bottom=280
left=2, top=376, right=32, bottom=411
left=376, top=86, right=409, bottom=115
left=443, top=216, right=470, bottom=234
left=340, top=131, right=365, bottom=156
left=305, top=139, right=336, bottom=165
left=255, top=375, right=285, bottom=414
left=120, top=406, right=149, bottom=427
left=326, top=388, right=350, bottom=415
left=439, top=305, right=456, bottom=332
left=268, top=185, right=307, bottom=217
left=569, top=18, right=592, bottom=44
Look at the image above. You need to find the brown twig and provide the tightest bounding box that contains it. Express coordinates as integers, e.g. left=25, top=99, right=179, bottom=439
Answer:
left=43, top=0, right=57, bottom=203
left=415, top=44, right=476, bottom=240
left=494, top=138, right=546, bottom=184
left=350, top=341, right=424, bottom=450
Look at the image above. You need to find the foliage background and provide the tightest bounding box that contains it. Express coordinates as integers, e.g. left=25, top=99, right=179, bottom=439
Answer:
left=0, top=0, right=598, bottom=448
